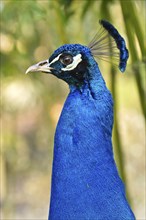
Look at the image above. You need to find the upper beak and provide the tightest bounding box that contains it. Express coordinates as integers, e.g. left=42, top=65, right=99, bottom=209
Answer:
left=25, top=59, right=53, bottom=74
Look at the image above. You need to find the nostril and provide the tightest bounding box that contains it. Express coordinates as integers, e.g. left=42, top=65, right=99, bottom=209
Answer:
left=39, top=60, right=48, bottom=66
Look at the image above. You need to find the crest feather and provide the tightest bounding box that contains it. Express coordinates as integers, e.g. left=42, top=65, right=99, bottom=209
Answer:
left=88, top=20, right=129, bottom=72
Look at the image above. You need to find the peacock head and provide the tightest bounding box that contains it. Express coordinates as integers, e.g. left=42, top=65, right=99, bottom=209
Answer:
left=26, top=20, right=129, bottom=88
left=26, top=44, right=95, bottom=87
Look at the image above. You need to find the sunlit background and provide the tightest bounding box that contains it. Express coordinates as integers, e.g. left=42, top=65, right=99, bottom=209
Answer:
left=1, top=0, right=145, bottom=219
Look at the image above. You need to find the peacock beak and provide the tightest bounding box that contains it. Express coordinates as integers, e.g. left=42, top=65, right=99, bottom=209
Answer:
left=25, top=59, right=53, bottom=74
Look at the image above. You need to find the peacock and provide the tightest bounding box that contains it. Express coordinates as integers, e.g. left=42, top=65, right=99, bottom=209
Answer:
left=26, top=20, right=135, bottom=220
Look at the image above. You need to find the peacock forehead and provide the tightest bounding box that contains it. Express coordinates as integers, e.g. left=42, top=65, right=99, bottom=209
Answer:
left=49, top=44, right=92, bottom=62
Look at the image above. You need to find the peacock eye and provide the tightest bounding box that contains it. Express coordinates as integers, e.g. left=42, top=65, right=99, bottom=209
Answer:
left=60, top=54, right=73, bottom=66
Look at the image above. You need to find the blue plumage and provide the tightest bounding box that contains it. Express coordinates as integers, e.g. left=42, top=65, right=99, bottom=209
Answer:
left=99, top=20, right=129, bottom=72
left=26, top=20, right=135, bottom=220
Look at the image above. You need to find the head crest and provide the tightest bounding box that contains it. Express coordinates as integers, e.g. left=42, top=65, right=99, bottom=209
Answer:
left=88, top=20, right=129, bottom=72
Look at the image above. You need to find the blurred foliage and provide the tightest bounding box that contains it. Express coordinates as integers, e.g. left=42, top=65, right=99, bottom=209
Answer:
left=1, top=0, right=145, bottom=219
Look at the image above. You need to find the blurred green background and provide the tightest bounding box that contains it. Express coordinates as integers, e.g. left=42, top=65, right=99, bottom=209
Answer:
left=1, top=0, right=145, bottom=219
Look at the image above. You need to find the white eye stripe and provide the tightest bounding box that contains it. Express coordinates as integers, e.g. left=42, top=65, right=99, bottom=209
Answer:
left=49, top=53, right=82, bottom=71
left=61, top=54, right=82, bottom=71
left=49, top=53, right=62, bottom=65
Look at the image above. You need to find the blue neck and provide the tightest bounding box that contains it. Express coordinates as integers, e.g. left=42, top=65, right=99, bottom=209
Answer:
left=49, top=63, right=135, bottom=220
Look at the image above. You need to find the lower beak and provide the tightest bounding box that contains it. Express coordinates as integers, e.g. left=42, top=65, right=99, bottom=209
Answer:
left=25, top=59, right=53, bottom=74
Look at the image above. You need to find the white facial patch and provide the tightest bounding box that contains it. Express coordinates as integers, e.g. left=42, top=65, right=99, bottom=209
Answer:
left=49, top=54, right=62, bottom=65
left=61, top=54, right=82, bottom=71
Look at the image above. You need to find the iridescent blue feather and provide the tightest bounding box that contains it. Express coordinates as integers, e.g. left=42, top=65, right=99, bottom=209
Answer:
left=26, top=19, right=134, bottom=220
left=89, top=20, right=129, bottom=72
